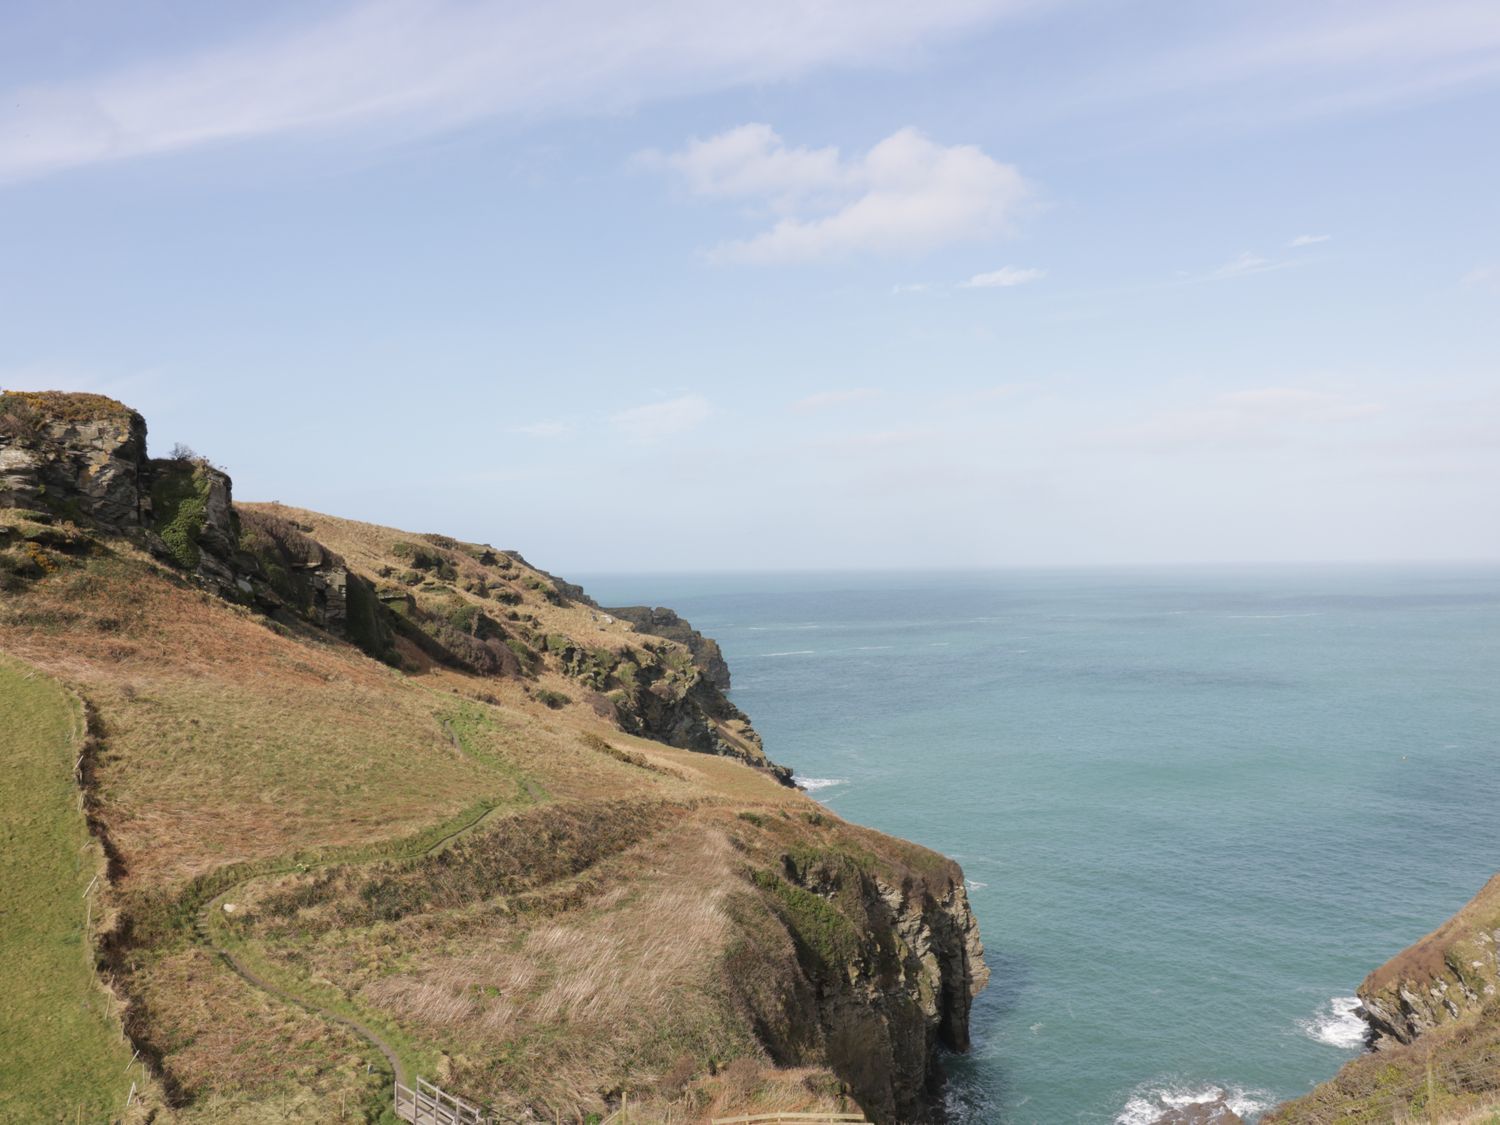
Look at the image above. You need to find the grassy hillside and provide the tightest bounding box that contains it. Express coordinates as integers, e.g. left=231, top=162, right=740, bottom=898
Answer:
left=0, top=511, right=972, bottom=1121
left=0, top=396, right=984, bottom=1122
left=0, top=656, right=138, bottom=1122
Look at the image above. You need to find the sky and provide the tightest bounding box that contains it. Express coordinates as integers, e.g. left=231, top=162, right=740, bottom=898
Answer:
left=2, top=0, right=1497, bottom=572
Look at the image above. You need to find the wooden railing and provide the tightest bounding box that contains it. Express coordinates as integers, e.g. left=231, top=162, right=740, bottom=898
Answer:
left=395, top=1077, right=491, bottom=1125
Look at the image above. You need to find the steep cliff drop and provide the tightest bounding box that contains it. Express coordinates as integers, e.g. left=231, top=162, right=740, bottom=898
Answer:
left=0, top=390, right=987, bottom=1123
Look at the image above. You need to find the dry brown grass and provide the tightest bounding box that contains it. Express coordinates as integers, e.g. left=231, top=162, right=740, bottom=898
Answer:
left=132, top=946, right=372, bottom=1111
left=0, top=502, right=956, bottom=1123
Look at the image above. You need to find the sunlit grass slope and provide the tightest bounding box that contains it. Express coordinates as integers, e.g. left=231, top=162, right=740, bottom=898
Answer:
left=0, top=656, right=136, bottom=1122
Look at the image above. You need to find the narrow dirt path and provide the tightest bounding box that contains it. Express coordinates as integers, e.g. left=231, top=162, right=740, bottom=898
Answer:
left=192, top=800, right=510, bottom=1092
left=196, top=904, right=408, bottom=1086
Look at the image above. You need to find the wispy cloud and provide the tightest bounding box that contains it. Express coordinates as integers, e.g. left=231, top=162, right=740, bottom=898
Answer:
left=646, top=124, right=1030, bottom=264
left=1461, top=264, right=1497, bottom=290
left=0, top=1, right=1035, bottom=184
left=610, top=394, right=713, bottom=442
left=1288, top=234, right=1332, bottom=247
left=792, top=388, right=883, bottom=413
left=960, top=266, right=1045, bottom=288
left=1207, top=251, right=1294, bottom=281
left=1074, top=1, right=1500, bottom=128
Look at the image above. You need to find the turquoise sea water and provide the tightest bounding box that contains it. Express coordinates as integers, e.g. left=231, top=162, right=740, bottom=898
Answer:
left=575, top=567, right=1500, bottom=1123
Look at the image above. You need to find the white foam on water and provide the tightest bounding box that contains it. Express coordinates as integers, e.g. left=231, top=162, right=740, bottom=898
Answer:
left=965, top=879, right=988, bottom=889
left=1116, top=1082, right=1274, bottom=1125
left=855, top=645, right=894, bottom=650
left=1299, top=996, right=1367, bottom=1049
left=796, top=777, right=849, bottom=793
left=761, top=650, right=815, bottom=657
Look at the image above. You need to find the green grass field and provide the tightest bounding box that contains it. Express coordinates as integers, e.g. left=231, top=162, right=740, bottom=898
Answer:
left=0, top=655, right=137, bottom=1122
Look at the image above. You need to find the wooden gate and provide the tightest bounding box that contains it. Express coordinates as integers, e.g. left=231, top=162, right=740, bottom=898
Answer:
left=395, top=1076, right=492, bottom=1125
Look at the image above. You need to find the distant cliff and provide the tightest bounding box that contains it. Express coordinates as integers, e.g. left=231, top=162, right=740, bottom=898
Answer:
left=0, top=389, right=986, bottom=1123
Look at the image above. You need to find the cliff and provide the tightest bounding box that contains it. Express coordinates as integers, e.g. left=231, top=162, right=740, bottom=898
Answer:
left=1267, top=876, right=1500, bottom=1123
left=0, top=390, right=986, bottom=1123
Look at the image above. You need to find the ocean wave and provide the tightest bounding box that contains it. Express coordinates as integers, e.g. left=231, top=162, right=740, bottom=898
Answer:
left=1116, top=1081, right=1273, bottom=1125
left=1299, top=996, right=1368, bottom=1049
left=761, top=650, right=815, bottom=657
left=965, top=879, right=988, bottom=890
left=797, top=777, right=849, bottom=793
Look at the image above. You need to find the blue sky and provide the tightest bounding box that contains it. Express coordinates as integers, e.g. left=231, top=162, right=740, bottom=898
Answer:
left=2, top=0, right=1497, bottom=570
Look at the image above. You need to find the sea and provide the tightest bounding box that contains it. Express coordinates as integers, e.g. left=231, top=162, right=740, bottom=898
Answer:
left=573, top=566, right=1500, bottom=1123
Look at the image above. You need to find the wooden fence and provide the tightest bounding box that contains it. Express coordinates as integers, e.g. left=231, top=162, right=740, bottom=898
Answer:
left=395, top=1077, right=491, bottom=1125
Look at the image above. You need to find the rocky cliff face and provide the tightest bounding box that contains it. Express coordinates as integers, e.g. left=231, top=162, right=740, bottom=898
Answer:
left=729, top=840, right=987, bottom=1122
left=0, top=391, right=149, bottom=528
left=1267, top=875, right=1500, bottom=1122
left=0, top=390, right=787, bottom=780
left=1357, top=875, right=1500, bottom=1046
left=606, top=605, right=734, bottom=689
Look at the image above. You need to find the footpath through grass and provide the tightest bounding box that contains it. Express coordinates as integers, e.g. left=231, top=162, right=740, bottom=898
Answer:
left=0, top=655, right=136, bottom=1121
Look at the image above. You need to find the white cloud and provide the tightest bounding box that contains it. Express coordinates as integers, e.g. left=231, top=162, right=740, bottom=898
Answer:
left=1461, top=264, right=1497, bottom=289
left=891, top=282, right=934, bottom=294
left=650, top=125, right=1030, bottom=264
left=1288, top=234, right=1332, bottom=247
left=610, top=394, right=713, bottom=442
left=637, top=123, right=846, bottom=212
left=960, top=266, right=1044, bottom=288
left=0, top=1, right=1033, bottom=184
left=792, top=389, right=883, bottom=413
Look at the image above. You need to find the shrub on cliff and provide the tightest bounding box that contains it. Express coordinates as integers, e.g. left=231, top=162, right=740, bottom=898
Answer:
left=150, top=462, right=212, bottom=569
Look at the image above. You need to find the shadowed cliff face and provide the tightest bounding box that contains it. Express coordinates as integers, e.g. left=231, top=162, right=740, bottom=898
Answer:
left=728, top=841, right=988, bottom=1123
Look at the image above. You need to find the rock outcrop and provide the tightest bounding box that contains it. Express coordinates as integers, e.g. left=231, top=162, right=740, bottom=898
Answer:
left=0, top=391, right=788, bottom=780
left=1357, top=875, right=1500, bottom=1046
left=732, top=843, right=987, bottom=1122
left=0, top=391, right=149, bottom=528
left=1267, top=875, right=1500, bottom=1122
left=608, top=605, right=734, bottom=688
